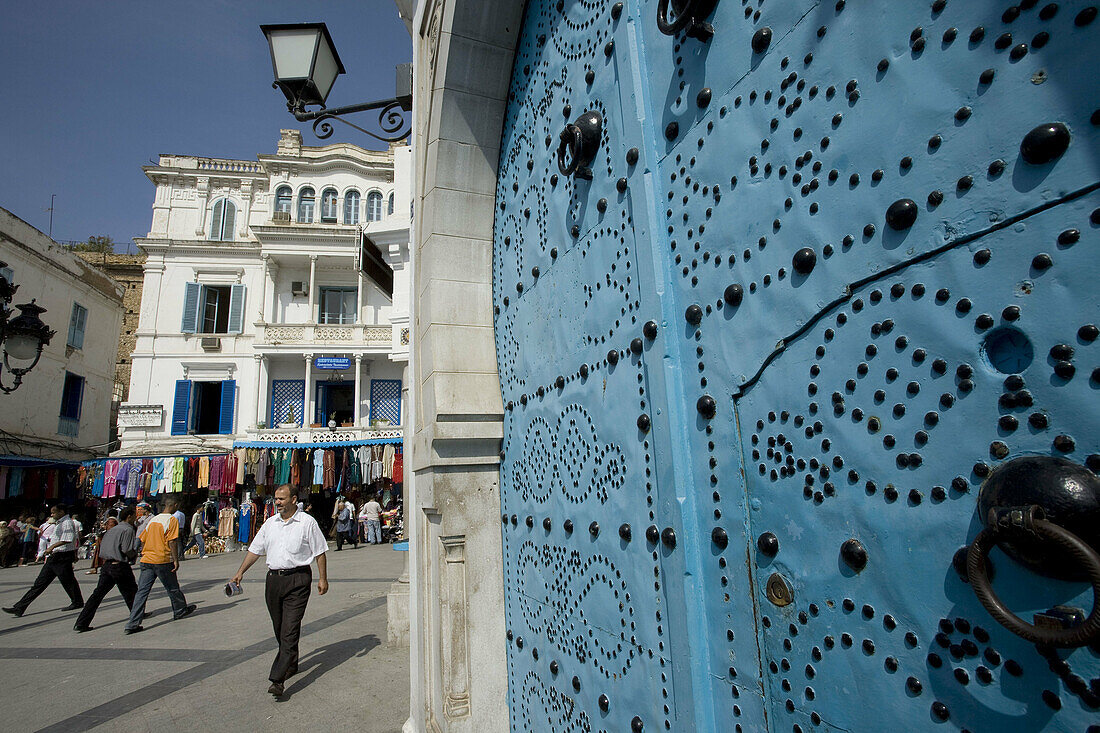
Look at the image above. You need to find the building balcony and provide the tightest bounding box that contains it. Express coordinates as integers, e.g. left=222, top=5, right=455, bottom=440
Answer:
left=255, top=322, right=402, bottom=350
left=242, top=424, right=404, bottom=445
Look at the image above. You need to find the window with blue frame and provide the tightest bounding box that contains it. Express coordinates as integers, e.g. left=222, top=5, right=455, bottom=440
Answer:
left=319, top=287, right=357, bottom=324
left=368, top=379, right=401, bottom=425
left=170, top=379, right=236, bottom=435
left=180, top=282, right=246, bottom=334
left=67, top=302, right=88, bottom=349
left=367, top=191, right=383, bottom=221
left=209, top=198, right=236, bottom=240
left=344, top=190, right=360, bottom=225
left=58, top=372, right=84, bottom=436
left=275, top=185, right=292, bottom=214
left=297, top=187, right=315, bottom=223
left=321, top=188, right=338, bottom=222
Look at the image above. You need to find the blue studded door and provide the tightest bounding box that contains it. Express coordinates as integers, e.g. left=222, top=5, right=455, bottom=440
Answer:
left=494, top=1, right=1100, bottom=732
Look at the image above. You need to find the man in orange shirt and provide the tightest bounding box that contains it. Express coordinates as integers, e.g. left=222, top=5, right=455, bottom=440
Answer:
left=123, top=497, right=196, bottom=634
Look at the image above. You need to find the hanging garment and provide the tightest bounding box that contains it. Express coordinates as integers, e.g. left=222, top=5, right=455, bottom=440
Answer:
left=93, top=464, right=105, bottom=497
left=383, top=444, right=396, bottom=480
left=349, top=449, right=361, bottom=485
left=323, top=449, right=337, bottom=490
left=238, top=502, right=252, bottom=543
left=393, top=451, right=403, bottom=484
left=339, top=449, right=351, bottom=491
left=142, top=459, right=154, bottom=496
left=312, top=448, right=325, bottom=486
left=221, top=453, right=236, bottom=494
left=184, top=457, right=199, bottom=492
left=198, top=457, right=210, bottom=488
left=102, top=461, right=118, bottom=497
left=127, top=459, right=143, bottom=499
left=257, top=448, right=269, bottom=487
left=370, top=449, right=383, bottom=484
left=150, top=459, right=165, bottom=496
left=235, top=448, right=247, bottom=485
left=290, top=449, right=301, bottom=488
left=210, top=455, right=224, bottom=492
left=358, top=446, right=371, bottom=484
left=172, top=457, right=184, bottom=492
left=114, top=460, right=129, bottom=498
left=217, top=507, right=236, bottom=537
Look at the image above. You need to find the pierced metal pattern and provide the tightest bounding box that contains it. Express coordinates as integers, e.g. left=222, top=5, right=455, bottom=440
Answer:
left=495, top=1, right=1100, bottom=731
left=368, top=379, right=401, bottom=425
left=270, top=379, right=304, bottom=426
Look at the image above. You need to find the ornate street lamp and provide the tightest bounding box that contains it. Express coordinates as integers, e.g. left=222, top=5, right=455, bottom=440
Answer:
left=0, top=263, right=55, bottom=394
left=261, top=22, right=412, bottom=143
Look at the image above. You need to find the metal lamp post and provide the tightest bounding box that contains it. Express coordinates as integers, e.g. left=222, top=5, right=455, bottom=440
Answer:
left=0, top=262, right=55, bottom=394
left=261, top=22, right=412, bottom=143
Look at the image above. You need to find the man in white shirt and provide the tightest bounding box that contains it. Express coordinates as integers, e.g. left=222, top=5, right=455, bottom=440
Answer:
left=231, top=484, right=328, bottom=698
left=3, top=504, right=84, bottom=617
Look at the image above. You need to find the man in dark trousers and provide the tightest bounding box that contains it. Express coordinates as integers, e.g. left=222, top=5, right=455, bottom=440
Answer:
left=73, top=507, right=140, bottom=632
left=124, top=497, right=196, bottom=634
left=2, top=503, right=84, bottom=617
left=231, top=484, right=328, bottom=697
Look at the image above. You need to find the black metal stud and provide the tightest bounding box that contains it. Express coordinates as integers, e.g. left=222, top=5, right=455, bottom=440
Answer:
left=841, top=538, right=868, bottom=571
left=644, top=320, right=659, bottom=340
left=792, top=247, right=817, bottom=274
left=608, top=349, right=619, bottom=365
left=627, top=147, right=639, bottom=166
left=563, top=519, right=573, bottom=534
left=589, top=521, right=599, bottom=537
left=661, top=527, right=676, bottom=548
left=685, top=304, right=703, bottom=325
left=665, top=121, right=679, bottom=140
left=697, top=88, right=712, bottom=107
left=757, top=531, right=779, bottom=557
left=543, top=517, right=552, bottom=531
left=712, top=526, right=729, bottom=548
left=619, top=523, right=632, bottom=541
left=637, top=413, right=651, bottom=431
left=752, top=27, right=773, bottom=54
left=697, top=394, right=716, bottom=418
left=630, top=338, right=644, bottom=355
left=724, top=283, right=744, bottom=306
left=631, top=717, right=644, bottom=732
left=646, top=525, right=659, bottom=544
left=886, top=198, right=918, bottom=230
left=1020, top=122, right=1070, bottom=165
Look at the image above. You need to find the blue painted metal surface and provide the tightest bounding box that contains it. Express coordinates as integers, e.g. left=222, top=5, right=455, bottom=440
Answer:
left=494, top=1, right=1100, bottom=730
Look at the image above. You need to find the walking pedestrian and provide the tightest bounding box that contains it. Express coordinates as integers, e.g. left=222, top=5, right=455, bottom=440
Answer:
left=334, top=501, right=355, bottom=550
left=123, top=498, right=196, bottom=634
left=35, top=517, right=55, bottom=563
left=230, top=484, right=328, bottom=697
left=361, top=494, right=383, bottom=544
left=183, top=507, right=208, bottom=559
left=173, top=504, right=188, bottom=561
left=2, top=504, right=84, bottom=617
left=135, top=502, right=153, bottom=536
left=86, top=516, right=118, bottom=575
left=73, top=508, right=140, bottom=632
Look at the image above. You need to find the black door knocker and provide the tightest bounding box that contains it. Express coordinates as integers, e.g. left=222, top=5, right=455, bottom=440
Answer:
left=965, top=456, right=1100, bottom=647
left=656, top=0, right=719, bottom=41
left=557, top=111, right=602, bottom=180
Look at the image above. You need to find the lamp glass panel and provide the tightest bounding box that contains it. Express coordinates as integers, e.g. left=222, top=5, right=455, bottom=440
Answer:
left=269, top=28, right=320, bottom=79
left=4, top=333, right=38, bottom=362
left=313, top=38, right=340, bottom=103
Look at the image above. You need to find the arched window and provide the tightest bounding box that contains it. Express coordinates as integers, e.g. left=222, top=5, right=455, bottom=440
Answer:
left=367, top=191, right=383, bottom=222
left=343, top=190, right=360, bottom=225
left=387, top=192, right=395, bottom=216
left=274, top=185, right=292, bottom=214
left=297, top=187, right=315, bottom=223
left=320, top=188, right=338, bottom=222
left=209, top=198, right=236, bottom=241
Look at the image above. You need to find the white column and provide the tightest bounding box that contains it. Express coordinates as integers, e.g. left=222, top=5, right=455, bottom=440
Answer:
left=353, top=354, right=363, bottom=426
left=255, top=354, right=268, bottom=427
left=304, top=353, right=314, bottom=426
left=259, top=255, right=270, bottom=322
left=356, top=270, right=365, bottom=324
left=307, top=255, right=318, bottom=323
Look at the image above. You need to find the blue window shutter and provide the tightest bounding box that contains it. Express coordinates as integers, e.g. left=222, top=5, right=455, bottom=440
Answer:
left=218, top=380, right=236, bottom=435
left=223, top=201, right=236, bottom=238
left=74, top=376, right=84, bottom=421
left=67, top=304, right=79, bottom=346
left=73, top=306, right=87, bottom=349
left=227, top=284, right=246, bottom=333
left=171, top=380, right=192, bottom=435
left=181, top=282, right=201, bottom=333
left=210, top=200, right=223, bottom=239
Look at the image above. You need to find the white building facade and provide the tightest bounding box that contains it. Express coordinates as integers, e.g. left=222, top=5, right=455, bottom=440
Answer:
left=0, top=208, right=125, bottom=464
left=120, top=130, right=411, bottom=454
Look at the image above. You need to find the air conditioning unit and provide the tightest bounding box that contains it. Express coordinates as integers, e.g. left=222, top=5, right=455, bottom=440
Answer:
left=200, top=337, right=221, bottom=351
left=272, top=211, right=291, bottom=222
left=291, top=281, right=309, bottom=296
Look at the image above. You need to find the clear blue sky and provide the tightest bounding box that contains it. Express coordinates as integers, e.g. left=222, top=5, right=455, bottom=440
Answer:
left=0, top=1, right=412, bottom=249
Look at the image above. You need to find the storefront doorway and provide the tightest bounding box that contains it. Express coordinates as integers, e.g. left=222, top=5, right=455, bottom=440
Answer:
left=315, top=380, right=354, bottom=426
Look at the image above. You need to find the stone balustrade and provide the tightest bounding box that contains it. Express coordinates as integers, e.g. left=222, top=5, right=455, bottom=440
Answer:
left=258, top=323, right=393, bottom=346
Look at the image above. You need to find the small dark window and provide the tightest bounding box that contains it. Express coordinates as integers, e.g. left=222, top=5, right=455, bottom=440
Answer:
left=202, top=286, right=232, bottom=334
left=59, top=372, right=84, bottom=421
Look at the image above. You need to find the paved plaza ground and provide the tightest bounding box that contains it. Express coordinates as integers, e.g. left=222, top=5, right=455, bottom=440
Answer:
left=0, top=540, right=409, bottom=732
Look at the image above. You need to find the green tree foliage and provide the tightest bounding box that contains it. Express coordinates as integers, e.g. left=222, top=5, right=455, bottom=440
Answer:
left=71, top=235, right=114, bottom=253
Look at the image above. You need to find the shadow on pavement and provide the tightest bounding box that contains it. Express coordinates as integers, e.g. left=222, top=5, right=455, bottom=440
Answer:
left=278, top=633, right=381, bottom=700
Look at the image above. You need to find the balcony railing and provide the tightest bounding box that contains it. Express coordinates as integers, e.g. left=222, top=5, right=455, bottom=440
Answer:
left=258, top=323, right=393, bottom=346
left=244, top=425, right=403, bottom=444
left=196, top=158, right=264, bottom=174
